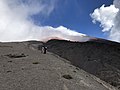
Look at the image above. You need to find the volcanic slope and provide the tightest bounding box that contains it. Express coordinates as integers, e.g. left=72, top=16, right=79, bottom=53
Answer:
left=45, top=39, right=120, bottom=89
left=0, top=41, right=117, bottom=90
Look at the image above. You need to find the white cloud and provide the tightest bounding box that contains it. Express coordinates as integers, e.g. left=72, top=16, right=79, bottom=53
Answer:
left=0, top=0, right=90, bottom=42
left=90, top=5, right=119, bottom=32
left=90, top=0, right=120, bottom=42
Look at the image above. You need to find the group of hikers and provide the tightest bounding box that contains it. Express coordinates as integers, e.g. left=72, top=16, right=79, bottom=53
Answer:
left=41, top=45, right=47, bottom=54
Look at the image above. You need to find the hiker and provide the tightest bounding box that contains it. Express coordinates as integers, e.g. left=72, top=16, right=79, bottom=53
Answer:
left=41, top=46, right=47, bottom=54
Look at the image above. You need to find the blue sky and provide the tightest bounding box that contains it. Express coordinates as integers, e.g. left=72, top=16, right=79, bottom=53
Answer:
left=32, top=0, right=113, bottom=39
left=1, top=0, right=119, bottom=42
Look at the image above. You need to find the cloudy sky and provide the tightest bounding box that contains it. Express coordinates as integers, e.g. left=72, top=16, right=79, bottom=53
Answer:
left=0, top=0, right=120, bottom=42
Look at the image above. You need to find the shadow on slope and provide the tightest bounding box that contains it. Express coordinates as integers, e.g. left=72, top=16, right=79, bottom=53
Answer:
left=45, top=39, right=120, bottom=88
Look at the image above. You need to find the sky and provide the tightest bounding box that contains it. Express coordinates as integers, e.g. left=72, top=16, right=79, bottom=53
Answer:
left=0, top=0, right=120, bottom=42
left=35, top=0, right=113, bottom=38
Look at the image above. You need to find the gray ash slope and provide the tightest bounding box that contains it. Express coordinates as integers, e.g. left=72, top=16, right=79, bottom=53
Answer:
left=45, top=39, right=120, bottom=89
left=0, top=41, right=116, bottom=90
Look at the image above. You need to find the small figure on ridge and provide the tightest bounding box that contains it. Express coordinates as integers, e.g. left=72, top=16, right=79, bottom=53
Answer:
left=41, top=45, right=47, bottom=54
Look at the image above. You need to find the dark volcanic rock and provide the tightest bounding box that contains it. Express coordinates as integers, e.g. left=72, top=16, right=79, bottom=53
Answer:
left=5, top=53, right=27, bottom=58
left=45, top=39, right=120, bottom=88
left=0, top=41, right=116, bottom=90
